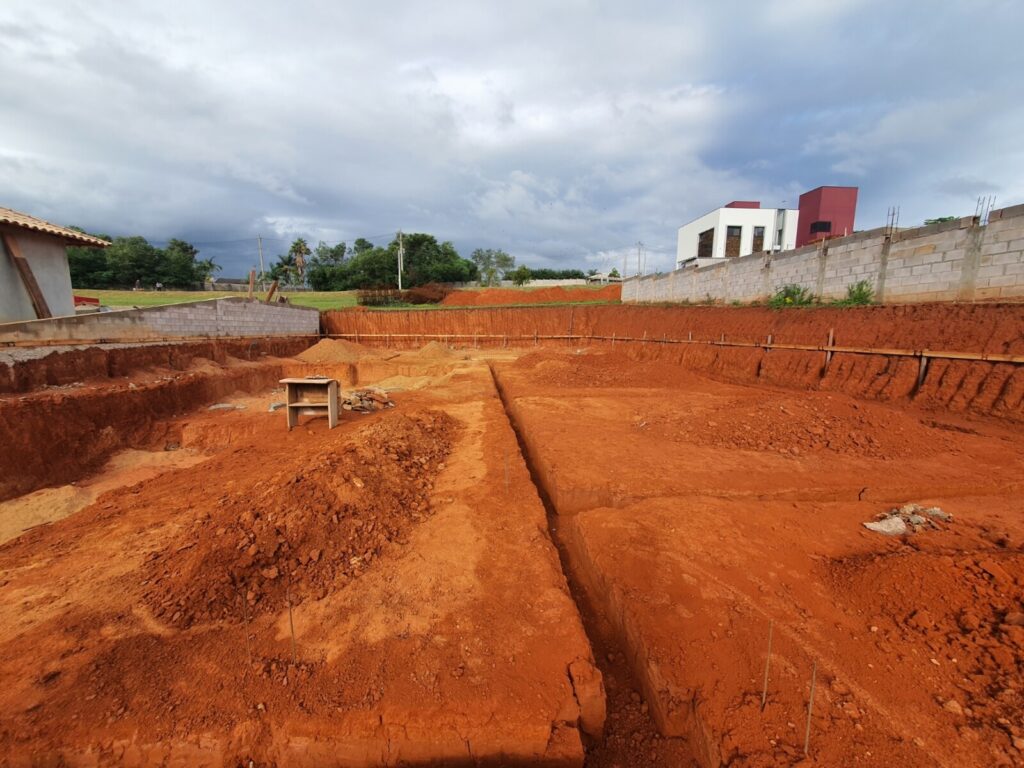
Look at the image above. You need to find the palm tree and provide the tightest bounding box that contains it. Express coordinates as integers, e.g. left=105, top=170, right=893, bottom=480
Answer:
left=288, top=238, right=312, bottom=282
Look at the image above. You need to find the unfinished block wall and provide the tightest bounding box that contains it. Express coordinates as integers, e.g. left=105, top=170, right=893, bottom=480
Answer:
left=0, top=297, right=320, bottom=344
left=624, top=204, right=1024, bottom=304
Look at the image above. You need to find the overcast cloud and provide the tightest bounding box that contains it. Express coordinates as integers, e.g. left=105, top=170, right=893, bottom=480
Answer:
left=1, top=1, right=1022, bottom=275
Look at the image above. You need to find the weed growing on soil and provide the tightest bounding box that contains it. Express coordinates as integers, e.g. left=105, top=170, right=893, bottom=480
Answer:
left=768, top=284, right=816, bottom=309
left=832, top=280, right=875, bottom=306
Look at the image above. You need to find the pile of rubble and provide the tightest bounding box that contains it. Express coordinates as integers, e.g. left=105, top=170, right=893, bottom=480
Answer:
left=341, top=388, right=395, bottom=412
left=863, top=503, right=953, bottom=536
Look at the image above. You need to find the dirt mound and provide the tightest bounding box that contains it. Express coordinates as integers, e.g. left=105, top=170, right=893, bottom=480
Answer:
left=143, top=410, right=456, bottom=628
left=644, top=393, right=958, bottom=460
left=441, top=285, right=620, bottom=307
left=402, top=340, right=461, bottom=360
left=829, top=549, right=1024, bottom=755
left=295, top=338, right=380, bottom=364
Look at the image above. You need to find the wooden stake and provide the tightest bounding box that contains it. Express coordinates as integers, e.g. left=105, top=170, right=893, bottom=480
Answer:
left=286, top=580, right=297, bottom=665
left=247, top=269, right=255, bottom=299
left=804, top=660, right=817, bottom=757
left=265, top=280, right=279, bottom=302
left=760, top=619, right=773, bottom=711
left=1, top=232, right=52, bottom=319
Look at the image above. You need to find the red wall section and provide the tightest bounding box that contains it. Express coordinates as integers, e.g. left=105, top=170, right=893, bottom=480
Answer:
left=796, top=187, right=858, bottom=247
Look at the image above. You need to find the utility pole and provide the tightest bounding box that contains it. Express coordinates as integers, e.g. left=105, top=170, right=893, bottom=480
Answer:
left=397, top=230, right=404, bottom=291
left=257, top=235, right=265, bottom=288
left=636, top=241, right=645, bottom=277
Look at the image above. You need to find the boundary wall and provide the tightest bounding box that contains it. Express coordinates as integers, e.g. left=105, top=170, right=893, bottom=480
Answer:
left=624, top=203, right=1024, bottom=305
left=0, top=296, right=320, bottom=344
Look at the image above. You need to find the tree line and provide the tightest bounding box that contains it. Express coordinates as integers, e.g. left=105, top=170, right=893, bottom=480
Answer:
left=271, top=233, right=586, bottom=291
left=65, top=226, right=590, bottom=291
left=67, top=231, right=219, bottom=289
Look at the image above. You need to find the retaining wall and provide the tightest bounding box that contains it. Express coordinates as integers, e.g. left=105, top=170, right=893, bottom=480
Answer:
left=0, top=297, right=320, bottom=344
left=625, top=203, right=1024, bottom=305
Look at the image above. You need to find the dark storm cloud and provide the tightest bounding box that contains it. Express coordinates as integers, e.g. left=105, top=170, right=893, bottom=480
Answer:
left=1, top=0, right=1021, bottom=275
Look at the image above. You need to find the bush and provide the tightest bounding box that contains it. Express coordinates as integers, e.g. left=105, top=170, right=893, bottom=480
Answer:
left=402, top=283, right=451, bottom=304
left=357, top=289, right=402, bottom=307
left=768, top=284, right=815, bottom=309
left=836, top=280, right=875, bottom=306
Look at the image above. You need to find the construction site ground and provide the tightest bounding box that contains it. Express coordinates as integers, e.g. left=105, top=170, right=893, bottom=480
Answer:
left=1, top=305, right=1022, bottom=767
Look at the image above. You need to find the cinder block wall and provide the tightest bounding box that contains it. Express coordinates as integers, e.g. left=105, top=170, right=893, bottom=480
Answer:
left=0, top=297, right=320, bottom=343
left=624, top=204, right=1024, bottom=304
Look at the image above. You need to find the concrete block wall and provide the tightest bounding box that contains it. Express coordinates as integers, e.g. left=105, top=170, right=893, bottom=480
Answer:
left=0, top=297, right=320, bottom=344
left=623, top=205, right=1024, bottom=305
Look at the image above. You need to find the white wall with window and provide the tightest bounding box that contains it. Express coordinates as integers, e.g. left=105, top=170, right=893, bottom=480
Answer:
left=676, top=206, right=799, bottom=268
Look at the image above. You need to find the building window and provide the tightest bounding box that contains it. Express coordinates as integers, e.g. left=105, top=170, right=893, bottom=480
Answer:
left=810, top=220, right=832, bottom=234
left=752, top=226, right=765, bottom=252
left=697, top=228, right=714, bottom=260
left=725, top=225, right=742, bottom=258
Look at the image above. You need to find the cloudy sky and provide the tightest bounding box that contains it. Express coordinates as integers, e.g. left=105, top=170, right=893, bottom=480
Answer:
left=2, top=1, right=1021, bottom=276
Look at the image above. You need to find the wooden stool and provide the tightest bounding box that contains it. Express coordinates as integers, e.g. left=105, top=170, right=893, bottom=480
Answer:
left=280, top=377, right=339, bottom=430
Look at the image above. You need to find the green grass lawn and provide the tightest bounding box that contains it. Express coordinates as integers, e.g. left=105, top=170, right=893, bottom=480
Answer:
left=74, top=289, right=358, bottom=311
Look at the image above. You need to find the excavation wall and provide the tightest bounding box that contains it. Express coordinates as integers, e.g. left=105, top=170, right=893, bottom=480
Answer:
left=324, top=303, right=1024, bottom=420
left=623, top=203, right=1024, bottom=305
left=0, top=296, right=320, bottom=344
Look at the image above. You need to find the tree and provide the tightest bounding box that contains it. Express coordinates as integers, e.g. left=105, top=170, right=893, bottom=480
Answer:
left=288, top=238, right=312, bottom=283
left=608, top=268, right=620, bottom=278
left=924, top=216, right=957, bottom=225
left=470, top=248, right=515, bottom=286
left=307, top=241, right=348, bottom=290
left=509, top=265, right=532, bottom=286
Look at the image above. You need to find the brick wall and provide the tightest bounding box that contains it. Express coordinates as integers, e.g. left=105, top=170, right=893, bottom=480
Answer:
left=0, top=297, right=320, bottom=344
left=624, top=204, right=1024, bottom=305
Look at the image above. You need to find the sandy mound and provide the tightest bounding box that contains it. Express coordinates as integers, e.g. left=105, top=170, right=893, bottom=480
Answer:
left=143, top=410, right=456, bottom=627
left=296, top=338, right=381, bottom=364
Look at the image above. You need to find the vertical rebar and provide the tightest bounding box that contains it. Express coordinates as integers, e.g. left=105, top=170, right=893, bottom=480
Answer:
left=804, top=660, right=817, bottom=756
left=760, top=619, right=773, bottom=711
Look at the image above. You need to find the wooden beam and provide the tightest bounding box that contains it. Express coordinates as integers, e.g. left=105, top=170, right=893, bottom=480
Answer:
left=265, top=280, right=279, bottom=303
left=1, top=231, right=52, bottom=319
left=247, top=269, right=256, bottom=299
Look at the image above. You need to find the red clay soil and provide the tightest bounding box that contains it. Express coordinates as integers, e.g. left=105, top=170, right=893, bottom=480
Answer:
left=0, top=353, right=302, bottom=502
left=441, top=285, right=620, bottom=307
left=494, top=350, right=1024, bottom=767
left=0, top=364, right=601, bottom=765
left=144, top=411, right=456, bottom=628
left=0, top=337, right=311, bottom=394
left=323, top=304, right=1024, bottom=421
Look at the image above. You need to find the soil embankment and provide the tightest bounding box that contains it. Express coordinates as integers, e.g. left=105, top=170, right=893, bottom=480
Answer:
left=0, top=338, right=316, bottom=501
left=441, top=285, right=620, bottom=306
left=324, top=303, right=1024, bottom=420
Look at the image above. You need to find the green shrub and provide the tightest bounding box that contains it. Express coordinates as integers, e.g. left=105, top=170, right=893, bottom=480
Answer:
left=837, top=280, right=875, bottom=306
left=768, top=284, right=815, bottom=309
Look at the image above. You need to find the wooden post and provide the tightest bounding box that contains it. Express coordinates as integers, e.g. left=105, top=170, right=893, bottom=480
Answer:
left=247, top=269, right=255, bottom=299
left=1, top=232, right=52, bottom=319
left=265, top=280, right=279, bottom=302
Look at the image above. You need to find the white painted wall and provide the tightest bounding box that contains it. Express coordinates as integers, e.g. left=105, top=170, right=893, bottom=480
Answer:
left=676, top=207, right=798, bottom=268
left=0, top=230, right=76, bottom=322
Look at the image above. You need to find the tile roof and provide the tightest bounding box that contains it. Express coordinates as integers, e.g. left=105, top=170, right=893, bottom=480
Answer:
left=0, top=207, right=110, bottom=247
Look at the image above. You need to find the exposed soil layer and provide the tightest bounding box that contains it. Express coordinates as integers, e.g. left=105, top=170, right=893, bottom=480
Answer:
left=441, top=285, right=621, bottom=307
left=0, top=364, right=600, bottom=765
left=324, top=303, right=1024, bottom=421
left=493, top=349, right=1024, bottom=767
left=0, top=354, right=297, bottom=501
left=0, top=337, right=312, bottom=394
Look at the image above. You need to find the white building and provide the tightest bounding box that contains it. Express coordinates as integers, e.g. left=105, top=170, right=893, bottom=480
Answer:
left=0, top=207, right=109, bottom=323
left=676, top=201, right=798, bottom=269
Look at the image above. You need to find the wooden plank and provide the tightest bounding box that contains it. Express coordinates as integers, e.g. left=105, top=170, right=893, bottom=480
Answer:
left=247, top=269, right=255, bottom=299
left=266, top=280, right=279, bottom=302
left=1, top=232, right=52, bottom=319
